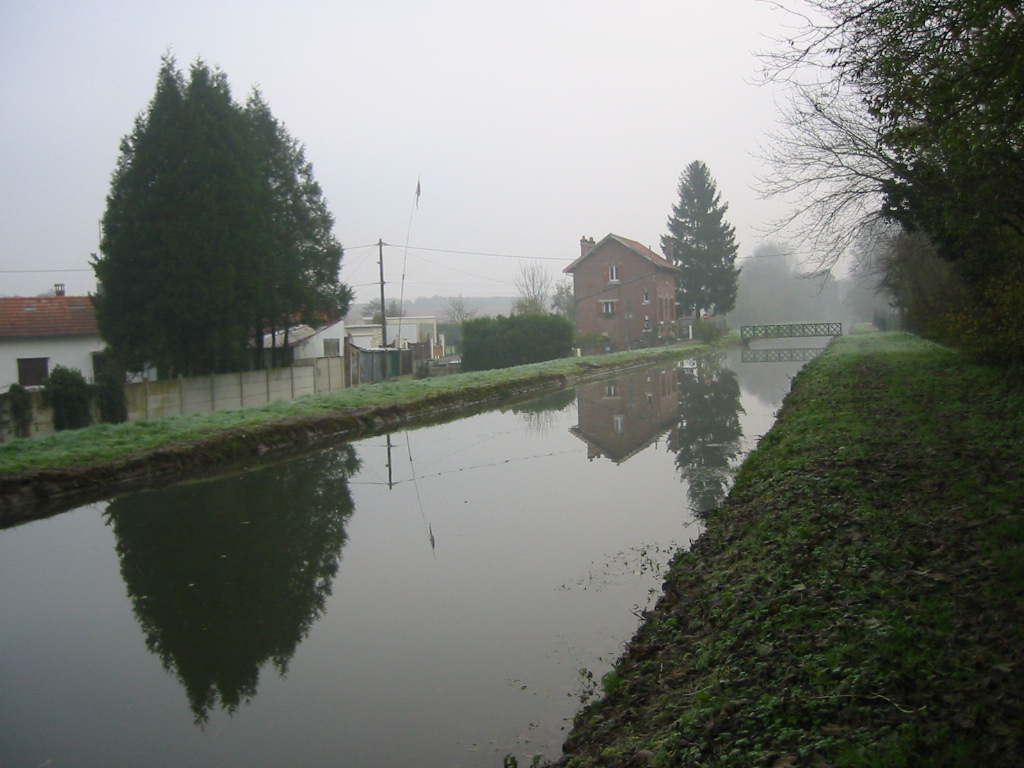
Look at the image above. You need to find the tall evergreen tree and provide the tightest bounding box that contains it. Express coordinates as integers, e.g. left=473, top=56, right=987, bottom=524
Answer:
left=244, top=91, right=351, bottom=366
left=94, top=56, right=351, bottom=377
left=661, top=161, right=741, bottom=316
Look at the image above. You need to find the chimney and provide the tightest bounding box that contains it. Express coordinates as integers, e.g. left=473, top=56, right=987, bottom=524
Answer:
left=580, top=236, right=596, bottom=259
left=54, top=283, right=65, bottom=297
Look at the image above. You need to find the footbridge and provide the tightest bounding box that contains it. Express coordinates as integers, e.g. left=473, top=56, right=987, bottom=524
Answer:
left=740, top=322, right=843, bottom=342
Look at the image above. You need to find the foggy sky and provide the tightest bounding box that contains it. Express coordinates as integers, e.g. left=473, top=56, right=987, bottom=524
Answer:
left=1, top=0, right=798, bottom=307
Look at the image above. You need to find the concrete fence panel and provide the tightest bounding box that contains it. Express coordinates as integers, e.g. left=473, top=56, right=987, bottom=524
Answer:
left=2, top=358, right=346, bottom=441
left=181, top=377, right=215, bottom=415
left=240, top=370, right=269, bottom=408
left=267, top=367, right=295, bottom=402
left=145, top=379, right=184, bottom=421
left=212, top=373, right=243, bottom=412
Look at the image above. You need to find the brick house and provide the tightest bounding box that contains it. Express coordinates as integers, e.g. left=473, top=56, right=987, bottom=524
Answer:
left=0, top=286, right=105, bottom=387
left=563, top=234, right=680, bottom=350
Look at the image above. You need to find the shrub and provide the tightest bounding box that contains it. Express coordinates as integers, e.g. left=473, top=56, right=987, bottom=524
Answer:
left=694, top=319, right=726, bottom=343
left=462, top=314, right=574, bottom=371
left=6, top=383, right=33, bottom=438
left=43, top=366, right=93, bottom=431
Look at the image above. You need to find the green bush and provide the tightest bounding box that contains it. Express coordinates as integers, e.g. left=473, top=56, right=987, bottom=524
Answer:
left=6, top=383, right=33, bottom=438
left=694, top=319, right=726, bottom=343
left=43, top=366, right=93, bottom=431
left=462, top=314, right=574, bottom=371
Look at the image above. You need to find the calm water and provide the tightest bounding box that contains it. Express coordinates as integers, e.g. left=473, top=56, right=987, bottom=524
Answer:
left=0, top=347, right=816, bottom=768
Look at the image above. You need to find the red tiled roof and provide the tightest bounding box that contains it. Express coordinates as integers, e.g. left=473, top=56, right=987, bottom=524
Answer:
left=563, top=233, right=680, bottom=273
left=0, top=295, right=99, bottom=338
left=610, top=235, right=678, bottom=270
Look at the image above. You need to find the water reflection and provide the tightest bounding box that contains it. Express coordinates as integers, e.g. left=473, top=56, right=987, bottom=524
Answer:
left=1, top=354, right=815, bottom=768
left=741, top=347, right=823, bottom=363
left=669, top=354, right=744, bottom=513
left=105, top=445, right=360, bottom=723
left=510, top=388, right=578, bottom=436
left=570, top=366, right=680, bottom=463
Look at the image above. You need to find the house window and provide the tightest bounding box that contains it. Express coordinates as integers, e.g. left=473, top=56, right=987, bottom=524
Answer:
left=323, top=338, right=341, bottom=357
left=642, top=289, right=650, bottom=304
left=613, top=414, right=625, bottom=434
left=605, top=384, right=618, bottom=397
left=644, top=315, right=651, bottom=329
left=601, top=300, right=616, bottom=317
left=17, top=358, right=49, bottom=387
left=608, top=264, right=620, bottom=283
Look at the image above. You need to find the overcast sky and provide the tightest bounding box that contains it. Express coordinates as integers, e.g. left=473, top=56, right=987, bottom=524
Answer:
left=1, top=0, right=802, bottom=308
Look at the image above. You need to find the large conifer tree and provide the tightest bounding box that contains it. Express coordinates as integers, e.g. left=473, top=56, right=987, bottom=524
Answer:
left=94, top=56, right=350, bottom=376
left=661, top=161, right=740, bottom=316
left=244, top=91, right=351, bottom=366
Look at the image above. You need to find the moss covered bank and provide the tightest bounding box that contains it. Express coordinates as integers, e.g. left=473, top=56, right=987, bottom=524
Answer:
left=545, top=332, right=1023, bottom=768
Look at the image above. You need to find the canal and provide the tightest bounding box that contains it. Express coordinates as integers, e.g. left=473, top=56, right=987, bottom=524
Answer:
left=0, top=345, right=819, bottom=768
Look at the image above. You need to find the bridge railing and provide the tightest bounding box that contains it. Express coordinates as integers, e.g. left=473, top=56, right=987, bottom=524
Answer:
left=741, top=347, right=825, bottom=363
left=740, top=322, right=843, bottom=341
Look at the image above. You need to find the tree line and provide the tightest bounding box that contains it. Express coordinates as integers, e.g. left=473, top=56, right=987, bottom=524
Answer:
left=760, top=0, right=1024, bottom=366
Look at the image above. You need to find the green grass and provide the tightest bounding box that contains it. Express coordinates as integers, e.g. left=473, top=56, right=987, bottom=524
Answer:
left=0, top=343, right=712, bottom=477
left=553, top=332, right=1024, bottom=767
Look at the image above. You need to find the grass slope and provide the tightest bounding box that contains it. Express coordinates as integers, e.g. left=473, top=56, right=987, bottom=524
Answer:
left=550, top=332, right=1024, bottom=768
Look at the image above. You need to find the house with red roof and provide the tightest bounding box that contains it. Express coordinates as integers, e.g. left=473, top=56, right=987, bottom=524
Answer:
left=564, top=234, right=680, bottom=350
left=0, top=285, right=105, bottom=387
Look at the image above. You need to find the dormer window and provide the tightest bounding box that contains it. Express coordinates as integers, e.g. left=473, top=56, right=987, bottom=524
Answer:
left=608, top=264, right=620, bottom=283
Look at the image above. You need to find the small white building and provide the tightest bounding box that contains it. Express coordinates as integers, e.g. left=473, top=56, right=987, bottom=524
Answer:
left=351, top=316, right=439, bottom=350
left=292, top=319, right=348, bottom=360
left=0, top=288, right=106, bottom=387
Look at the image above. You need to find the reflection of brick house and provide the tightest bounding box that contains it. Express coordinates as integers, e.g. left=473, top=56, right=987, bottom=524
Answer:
left=570, top=365, right=680, bottom=463
left=564, top=234, right=679, bottom=350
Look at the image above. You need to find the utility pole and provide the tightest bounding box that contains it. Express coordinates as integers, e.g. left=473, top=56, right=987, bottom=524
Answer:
left=378, top=239, right=388, bottom=348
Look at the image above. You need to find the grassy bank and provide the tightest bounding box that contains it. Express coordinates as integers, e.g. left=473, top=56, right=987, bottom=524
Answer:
left=548, top=332, right=1023, bottom=767
left=0, top=342, right=713, bottom=520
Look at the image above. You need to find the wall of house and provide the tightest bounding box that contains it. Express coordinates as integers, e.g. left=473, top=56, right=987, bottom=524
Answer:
left=346, top=318, right=439, bottom=352
left=386, top=317, right=438, bottom=348
left=346, top=325, right=384, bottom=349
left=0, top=335, right=106, bottom=388
left=571, top=242, right=677, bottom=349
left=292, top=321, right=347, bottom=360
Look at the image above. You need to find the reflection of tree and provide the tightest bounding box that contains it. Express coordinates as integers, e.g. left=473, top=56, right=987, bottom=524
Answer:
left=511, top=388, right=577, bottom=436
left=669, top=355, right=744, bottom=513
left=105, top=446, right=360, bottom=724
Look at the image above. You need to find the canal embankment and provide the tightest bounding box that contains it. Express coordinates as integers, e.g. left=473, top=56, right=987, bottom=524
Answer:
left=0, top=342, right=710, bottom=525
left=546, top=332, right=1023, bottom=767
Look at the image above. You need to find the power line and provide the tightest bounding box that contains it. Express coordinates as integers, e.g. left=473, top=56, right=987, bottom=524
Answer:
left=0, top=268, right=92, bottom=274
left=384, top=243, right=568, bottom=261
left=403, top=251, right=513, bottom=285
